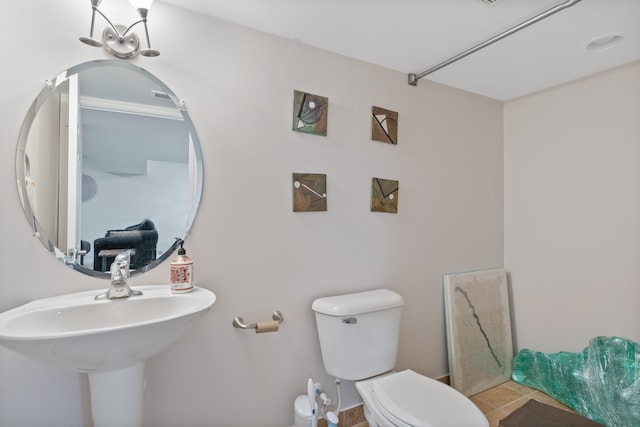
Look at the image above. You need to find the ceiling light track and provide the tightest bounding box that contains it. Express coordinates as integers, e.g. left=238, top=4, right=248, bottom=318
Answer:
left=408, top=0, right=583, bottom=86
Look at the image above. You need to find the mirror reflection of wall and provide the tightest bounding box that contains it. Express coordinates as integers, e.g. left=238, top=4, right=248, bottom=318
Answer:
left=16, top=60, right=203, bottom=278
left=79, top=98, right=191, bottom=270
left=24, top=79, right=69, bottom=251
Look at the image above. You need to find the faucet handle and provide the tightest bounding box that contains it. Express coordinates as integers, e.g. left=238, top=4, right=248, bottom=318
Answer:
left=110, top=249, right=131, bottom=277
left=111, top=267, right=127, bottom=285
left=114, top=249, right=131, bottom=267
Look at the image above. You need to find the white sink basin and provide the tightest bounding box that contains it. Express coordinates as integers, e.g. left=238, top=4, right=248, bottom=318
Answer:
left=0, top=285, right=216, bottom=372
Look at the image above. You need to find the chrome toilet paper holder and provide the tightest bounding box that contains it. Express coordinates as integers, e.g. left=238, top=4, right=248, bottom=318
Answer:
left=232, top=310, right=284, bottom=330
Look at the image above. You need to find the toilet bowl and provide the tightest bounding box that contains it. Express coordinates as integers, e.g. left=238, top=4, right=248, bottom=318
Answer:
left=312, top=289, right=489, bottom=427
left=356, top=370, right=488, bottom=427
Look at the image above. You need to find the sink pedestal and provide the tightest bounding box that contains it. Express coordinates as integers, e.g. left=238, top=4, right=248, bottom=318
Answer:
left=88, top=363, right=145, bottom=427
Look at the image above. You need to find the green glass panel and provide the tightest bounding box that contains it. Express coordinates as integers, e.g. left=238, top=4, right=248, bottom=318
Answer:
left=512, top=336, right=640, bottom=427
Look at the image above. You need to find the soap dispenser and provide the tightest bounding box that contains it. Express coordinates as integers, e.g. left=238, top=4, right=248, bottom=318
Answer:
left=170, top=239, right=193, bottom=293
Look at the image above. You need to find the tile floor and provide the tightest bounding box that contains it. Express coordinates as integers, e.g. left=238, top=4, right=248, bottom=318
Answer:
left=470, top=380, right=576, bottom=427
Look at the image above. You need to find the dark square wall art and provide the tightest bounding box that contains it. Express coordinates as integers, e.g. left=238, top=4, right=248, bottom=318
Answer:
left=292, top=173, right=327, bottom=212
left=371, top=106, right=398, bottom=145
left=371, top=177, right=399, bottom=213
left=292, top=90, right=328, bottom=136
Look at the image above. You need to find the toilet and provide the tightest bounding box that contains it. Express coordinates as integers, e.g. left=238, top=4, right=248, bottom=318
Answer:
left=312, top=289, right=489, bottom=427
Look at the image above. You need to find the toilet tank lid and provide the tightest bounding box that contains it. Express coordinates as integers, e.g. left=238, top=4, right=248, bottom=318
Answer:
left=312, top=289, right=404, bottom=316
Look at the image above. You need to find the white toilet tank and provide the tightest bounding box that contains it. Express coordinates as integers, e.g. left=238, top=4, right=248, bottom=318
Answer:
left=312, top=289, right=404, bottom=381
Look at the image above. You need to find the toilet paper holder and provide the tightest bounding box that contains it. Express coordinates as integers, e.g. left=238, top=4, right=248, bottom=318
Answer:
left=232, top=310, right=284, bottom=330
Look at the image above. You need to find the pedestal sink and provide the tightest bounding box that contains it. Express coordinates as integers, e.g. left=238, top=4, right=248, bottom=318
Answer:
left=0, top=285, right=216, bottom=427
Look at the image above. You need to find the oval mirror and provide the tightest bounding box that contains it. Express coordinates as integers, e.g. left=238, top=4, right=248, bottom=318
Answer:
left=16, top=60, right=203, bottom=278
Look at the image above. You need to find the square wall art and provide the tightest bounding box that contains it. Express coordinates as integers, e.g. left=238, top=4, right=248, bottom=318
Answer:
left=371, top=177, right=398, bottom=213
left=292, top=173, right=327, bottom=212
left=371, top=106, right=398, bottom=145
left=292, top=90, right=328, bottom=136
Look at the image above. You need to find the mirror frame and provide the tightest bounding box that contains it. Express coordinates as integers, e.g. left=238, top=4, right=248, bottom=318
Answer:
left=15, top=60, right=204, bottom=279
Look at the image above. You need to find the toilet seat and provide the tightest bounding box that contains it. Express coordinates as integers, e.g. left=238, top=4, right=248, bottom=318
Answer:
left=358, top=370, right=488, bottom=427
left=372, top=372, right=428, bottom=427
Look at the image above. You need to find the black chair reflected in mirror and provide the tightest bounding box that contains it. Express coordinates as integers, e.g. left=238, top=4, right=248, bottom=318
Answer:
left=93, top=218, right=159, bottom=272
left=79, top=240, right=91, bottom=266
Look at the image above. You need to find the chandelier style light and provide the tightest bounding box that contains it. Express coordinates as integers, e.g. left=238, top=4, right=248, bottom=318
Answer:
left=80, top=0, right=159, bottom=59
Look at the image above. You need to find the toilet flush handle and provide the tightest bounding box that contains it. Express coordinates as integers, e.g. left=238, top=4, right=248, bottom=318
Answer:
left=342, top=317, right=357, bottom=324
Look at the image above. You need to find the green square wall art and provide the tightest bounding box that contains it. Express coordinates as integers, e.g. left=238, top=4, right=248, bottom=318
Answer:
left=293, top=173, right=327, bottom=212
left=292, top=90, right=328, bottom=136
left=371, top=106, right=398, bottom=145
left=371, top=177, right=398, bottom=213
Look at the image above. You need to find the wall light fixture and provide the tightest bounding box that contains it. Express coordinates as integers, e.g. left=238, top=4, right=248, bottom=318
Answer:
left=79, top=0, right=159, bottom=59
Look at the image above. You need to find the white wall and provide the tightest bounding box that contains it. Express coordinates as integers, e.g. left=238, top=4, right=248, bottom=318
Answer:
left=0, top=2, right=503, bottom=426
left=504, top=61, right=640, bottom=353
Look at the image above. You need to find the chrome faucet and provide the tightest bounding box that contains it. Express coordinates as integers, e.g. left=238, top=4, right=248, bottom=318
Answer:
left=95, top=250, right=143, bottom=300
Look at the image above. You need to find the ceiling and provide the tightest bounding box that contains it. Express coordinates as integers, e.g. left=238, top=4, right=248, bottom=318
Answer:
left=158, top=0, right=640, bottom=101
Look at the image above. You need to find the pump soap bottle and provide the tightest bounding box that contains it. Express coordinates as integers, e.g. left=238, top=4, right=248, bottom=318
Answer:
left=170, top=239, right=194, bottom=293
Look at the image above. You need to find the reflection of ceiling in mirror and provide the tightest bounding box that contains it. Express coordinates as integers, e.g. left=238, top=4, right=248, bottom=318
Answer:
left=81, top=109, right=189, bottom=175
left=77, top=63, right=190, bottom=176
left=78, top=65, right=175, bottom=108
